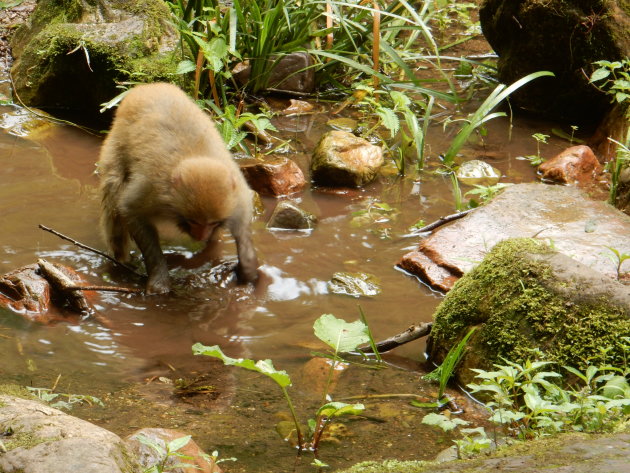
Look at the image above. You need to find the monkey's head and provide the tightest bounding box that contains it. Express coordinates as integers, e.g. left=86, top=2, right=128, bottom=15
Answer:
left=171, top=157, right=239, bottom=241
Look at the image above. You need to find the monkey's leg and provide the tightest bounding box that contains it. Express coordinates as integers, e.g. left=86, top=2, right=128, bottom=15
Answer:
left=126, top=219, right=171, bottom=294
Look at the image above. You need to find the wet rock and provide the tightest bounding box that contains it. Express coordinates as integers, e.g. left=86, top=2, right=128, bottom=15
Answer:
left=479, top=0, right=629, bottom=123
left=456, top=159, right=501, bottom=186
left=296, top=357, right=349, bottom=398
left=126, top=428, right=222, bottom=473
left=327, top=272, right=381, bottom=297
left=336, top=432, right=630, bottom=473
left=539, top=145, right=603, bottom=188
left=427, top=238, right=630, bottom=388
left=327, top=117, right=359, bottom=133
left=311, top=130, right=384, bottom=187
left=280, top=99, right=314, bottom=115
left=267, top=200, right=317, bottom=230
left=233, top=52, right=315, bottom=93
left=399, top=183, right=630, bottom=290
left=0, top=262, right=88, bottom=322
left=240, top=156, right=306, bottom=196
left=10, top=0, right=179, bottom=124
left=0, top=395, right=139, bottom=473
left=397, top=251, right=459, bottom=293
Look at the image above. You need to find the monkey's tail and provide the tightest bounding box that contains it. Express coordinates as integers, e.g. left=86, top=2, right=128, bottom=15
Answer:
left=100, top=176, right=131, bottom=263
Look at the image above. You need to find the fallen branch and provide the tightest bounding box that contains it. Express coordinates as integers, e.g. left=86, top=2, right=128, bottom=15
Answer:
left=412, top=209, right=474, bottom=234
left=38, top=224, right=144, bottom=277
left=37, top=259, right=90, bottom=313
left=360, top=322, right=433, bottom=354
left=66, top=285, right=143, bottom=294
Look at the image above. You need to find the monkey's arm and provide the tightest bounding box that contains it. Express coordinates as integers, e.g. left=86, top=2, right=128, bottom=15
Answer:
left=228, top=208, right=259, bottom=284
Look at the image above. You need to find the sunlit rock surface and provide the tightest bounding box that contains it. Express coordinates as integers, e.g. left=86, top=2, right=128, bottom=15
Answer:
left=267, top=200, right=317, bottom=230
left=240, top=156, right=306, bottom=197
left=539, top=145, right=604, bottom=189
left=399, top=183, right=630, bottom=291
left=311, top=130, right=384, bottom=187
left=427, top=238, right=630, bottom=387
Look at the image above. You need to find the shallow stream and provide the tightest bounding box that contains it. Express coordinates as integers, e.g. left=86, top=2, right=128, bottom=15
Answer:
left=0, top=74, right=580, bottom=471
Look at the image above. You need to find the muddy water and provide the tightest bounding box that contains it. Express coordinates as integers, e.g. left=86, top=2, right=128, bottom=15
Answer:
left=0, top=96, right=575, bottom=471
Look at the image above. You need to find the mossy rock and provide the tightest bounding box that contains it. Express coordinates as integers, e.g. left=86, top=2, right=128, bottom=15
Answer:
left=479, top=0, right=630, bottom=123
left=427, top=238, right=630, bottom=387
left=10, top=0, right=182, bottom=125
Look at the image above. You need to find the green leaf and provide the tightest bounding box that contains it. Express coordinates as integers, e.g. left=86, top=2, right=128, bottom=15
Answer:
left=313, top=314, right=370, bottom=353
left=422, top=412, right=469, bottom=432
left=167, top=435, right=191, bottom=453
left=193, top=344, right=292, bottom=388
left=376, top=106, right=400, bottom=137
left=590, top=68, right=610, bottom=82
left=176, top=59, right=197, bottom=75
left=316, top=401, right=365, bottom=418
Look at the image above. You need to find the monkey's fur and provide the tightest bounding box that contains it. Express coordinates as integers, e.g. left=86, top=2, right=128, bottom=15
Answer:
left=98, top=83, right=258, bottom=294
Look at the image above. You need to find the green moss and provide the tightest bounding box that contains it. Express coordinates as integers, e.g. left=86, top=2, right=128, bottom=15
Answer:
left=0, top=384, right=35, bottom=400
left=430, top=238, right=630, bottom=375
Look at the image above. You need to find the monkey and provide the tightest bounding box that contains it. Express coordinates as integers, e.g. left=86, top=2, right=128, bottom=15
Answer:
left=98, top=82, right=259, bottom=294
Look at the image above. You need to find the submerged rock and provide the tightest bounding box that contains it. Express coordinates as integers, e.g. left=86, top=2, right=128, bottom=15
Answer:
left=267, top=200, right=317, bottom=230
left=311, top=130, right=383, bottom=187
left=427, top=238, right=630, bottom=388
left=240, top=156, right=306, bottom=197
left=399, top=183, right=630, bottom=291
left=539, top=145, right=603, bottom=189
left=456, top=159, right=501, bottom=186
left=327, top=271, right=381, bottom=298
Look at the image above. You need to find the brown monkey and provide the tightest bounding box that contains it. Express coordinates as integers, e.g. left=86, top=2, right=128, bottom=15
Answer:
left=98, top=83, right=258, bottom=294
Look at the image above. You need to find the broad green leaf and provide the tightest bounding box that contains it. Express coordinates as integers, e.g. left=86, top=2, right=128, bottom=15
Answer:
left=376, top=106, right=400, bottom=137
left=167, top=435, right=192, bottom=453
left=589, top=68, right=610, bottom=82
left=193, top=343, right=291, bottom=387
left=176, top=59, right=197, bottom=75
left=422, top=412, right=469, bottom=432
left=316, top=401, right=364, bottom=418
left=313, top=314, right=370, bottom=353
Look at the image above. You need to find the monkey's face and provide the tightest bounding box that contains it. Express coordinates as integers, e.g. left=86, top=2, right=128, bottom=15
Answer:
left=177, top=217, right=222, bottom=241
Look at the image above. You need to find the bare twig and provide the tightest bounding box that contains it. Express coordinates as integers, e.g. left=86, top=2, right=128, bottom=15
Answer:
left=359, top=322, right=433, bottom=354
left=38, top=224, right=144, bottom=278
left=412, top=209, right=474, bottom=234
left=66, top=285, right=143, bottom=294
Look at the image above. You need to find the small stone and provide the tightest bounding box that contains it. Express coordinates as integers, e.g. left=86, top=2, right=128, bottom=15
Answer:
left=538, top=145, right=602, bottom=187
left=240, top=156, right=306, bottom=196
left=327, top=271, right=381, bottom=297
left=267, top=201, right=317, bottom=230
left=456, top=160, right=501, bottom=186
left=311, top=130, right=384, bottom=187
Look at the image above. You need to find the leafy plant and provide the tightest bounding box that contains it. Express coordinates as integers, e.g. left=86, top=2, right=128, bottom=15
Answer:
left=606, top=129, right=630, bottom=206
left=467, top=348, right=630, bottom=440
left=590, top=59, right=630, bottom=106
left=193, top=313, right=368, bottom=454
left=441, top=71, right=554, bottom=166
left=603, top=246, right=630, bottom=280
left=465, top=182, right=511, bottom=204
left=420, top=327, right=476, bottom=407
left=422, top=413, right=491, bottom=459
left=522, top=132, right=549, bottom=166
left=349, top=199, right=399, bottom=239
left=26, top=387, right=104, bottom=410
left=136, top=434, right=196, bottom=473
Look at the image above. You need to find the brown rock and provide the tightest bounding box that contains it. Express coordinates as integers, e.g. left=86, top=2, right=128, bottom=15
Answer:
left=240, top=156, right=306, bottom=196
left=398, top=251, right=460, bottom=292
left=296, top=357, right=349, bottom=398
left=233, top=52, right=315, bottom=93
left=311, top=130, right=384, bottom=187
left=399, top=183, right=630, bottom=291
left=267, top=200, right=317, bottom=230
left=539, top=145, right=602, bottom=187
left=0, top=263, right=87, bottom=322
left=126, top=428, right=222, bottom=473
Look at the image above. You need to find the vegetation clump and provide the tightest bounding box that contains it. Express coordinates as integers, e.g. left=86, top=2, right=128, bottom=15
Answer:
left=428, top=238, right=630, bottom=387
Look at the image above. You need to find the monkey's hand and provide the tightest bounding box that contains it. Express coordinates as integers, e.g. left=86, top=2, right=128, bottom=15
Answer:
left=236, top=262, right=259, bottom=285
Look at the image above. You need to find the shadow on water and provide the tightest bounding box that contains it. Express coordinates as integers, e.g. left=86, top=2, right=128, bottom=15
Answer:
left=0, top=95, right=576, bottom=471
